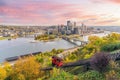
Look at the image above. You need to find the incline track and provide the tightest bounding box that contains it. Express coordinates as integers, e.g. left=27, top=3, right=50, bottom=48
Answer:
left=41, top=52, right=120, bottom=71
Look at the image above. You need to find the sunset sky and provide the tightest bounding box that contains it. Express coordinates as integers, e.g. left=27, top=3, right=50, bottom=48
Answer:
left=0, top=0, right=120, bottom=26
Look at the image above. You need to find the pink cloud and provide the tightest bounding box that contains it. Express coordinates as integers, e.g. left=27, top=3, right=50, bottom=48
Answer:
left=1, top=1, right=118, bottom=26
left=91, top=0, right=104, bottom=3
left=80, top=15, right=98, bottom=19
left=0, top=2, right=83, bottom=25
left=22, top=2, right=76, bottom=12
left=91, top=0, right=120, bottom=4
left=95, top=19, right=119, bottom=25
left=60, top=10, right=83, bottom=19
left=0, top=19, right=2, bottom=22
left=0, top=5, right=47, bottom=24
left=108, top=0, right=120, bottom=4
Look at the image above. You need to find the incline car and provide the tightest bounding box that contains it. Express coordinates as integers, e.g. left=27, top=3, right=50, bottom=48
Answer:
left=52, top=56, right=63, bottom=67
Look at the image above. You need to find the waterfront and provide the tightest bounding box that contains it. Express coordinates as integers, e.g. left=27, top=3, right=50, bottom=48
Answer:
left=0, top=38, right=76, bottom=63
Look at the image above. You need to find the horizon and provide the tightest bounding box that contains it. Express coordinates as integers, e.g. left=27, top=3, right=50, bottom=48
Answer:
left=0, top=0, right=120, bottom=26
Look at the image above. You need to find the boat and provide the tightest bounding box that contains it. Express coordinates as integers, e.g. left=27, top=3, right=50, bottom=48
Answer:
left=5, top=56, right=19, bottom=62
left=8, top=38, right=11, bottom=40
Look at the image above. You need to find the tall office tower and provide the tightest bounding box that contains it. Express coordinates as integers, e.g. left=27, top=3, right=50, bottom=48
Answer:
left=84, top=25, right=87, bottom=33
left=67, top=21, right=71, bottom=26
left=74, top=22, right=76, bottom=27
left=67, top=21, right=70, bottom=31
left=57, top=25, right=61, bottom=33
left=81, top=23, right=84, bottom=34
left=67, top=20, right=72, bottom=30
left=74, top=27, right=79, bottom=34
left=81, top=23, right=88, bottom=35
left=72, top=22, right=76, bottom=31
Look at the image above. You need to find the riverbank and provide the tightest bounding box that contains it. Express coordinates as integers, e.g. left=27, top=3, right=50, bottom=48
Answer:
left=40, top=37, right=62, bottom=42
left=0, top=37, right=11, bottom=40
left=82, top=31, right=111, bottom=42
left=0, top=36, right=18, bottom=40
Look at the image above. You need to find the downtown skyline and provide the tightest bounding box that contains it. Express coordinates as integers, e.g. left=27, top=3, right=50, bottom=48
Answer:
left=0, top=0, right=120, bottom=26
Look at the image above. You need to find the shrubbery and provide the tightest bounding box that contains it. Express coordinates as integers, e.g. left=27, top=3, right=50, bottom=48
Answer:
left=78, top=70, right=105, bottom=80
left=35, top=34, right=56, bottom=41
left=101, top=42, right=120, bottom=52
left=90, top=52, right=110, bottom=72
left=49, top=68, right=74, bottom=80
left=7, top=57, right=41, bottom=80
left=1, top=33, right=120, bottom=80
left=0, top=66, right=7, bottom=80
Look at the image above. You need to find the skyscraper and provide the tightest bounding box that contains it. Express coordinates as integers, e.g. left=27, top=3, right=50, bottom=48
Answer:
left=73, top=22, right=76, bottom=27
left=67, top=21, right=71, bottom=27
left=67, top=20, right=72, bottom=30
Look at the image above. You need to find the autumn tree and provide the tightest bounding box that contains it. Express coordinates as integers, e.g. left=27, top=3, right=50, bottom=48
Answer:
left=0, top=66, right=7, bottom=80
left=103, top=32, right=120, bottom=41
left=9, top=57, right=41, bottom=80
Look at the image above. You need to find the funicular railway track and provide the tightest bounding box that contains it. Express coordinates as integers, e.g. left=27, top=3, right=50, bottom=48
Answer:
left=41, top=51, right=120, bottom=71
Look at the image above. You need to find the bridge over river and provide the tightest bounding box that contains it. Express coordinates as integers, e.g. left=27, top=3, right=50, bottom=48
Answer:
left=62, top=37, right=87, bottom=46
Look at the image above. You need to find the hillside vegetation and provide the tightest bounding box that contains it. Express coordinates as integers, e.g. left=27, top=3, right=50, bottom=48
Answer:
left=1, top=33, right=120, bottom=80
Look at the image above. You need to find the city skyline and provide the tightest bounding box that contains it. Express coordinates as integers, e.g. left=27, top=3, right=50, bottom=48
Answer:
left=0, top=0, right=120, bottom=26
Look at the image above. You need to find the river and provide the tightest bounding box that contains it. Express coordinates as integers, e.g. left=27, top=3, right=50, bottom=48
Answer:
left=0, top=38, right=76, bottom=63
left=93, top=26, right=120, bottom=33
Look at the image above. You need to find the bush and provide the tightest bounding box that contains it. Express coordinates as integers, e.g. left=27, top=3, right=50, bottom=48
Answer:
left=0, top=66, right=7, bottom=80
left=101, top=42, right=120, bottom=52
left=105, top=70, right=120, bottom=80
left=50, top=68, right=74, bottom=80
left=9, top=57, right=41, bottom=80
left=90, top=52, right=110, bottom=72
left=78, top=70, right=105, bottom=80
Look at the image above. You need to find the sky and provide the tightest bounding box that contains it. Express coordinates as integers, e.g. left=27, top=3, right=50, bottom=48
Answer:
left=0, top=0, right=120, bottom=26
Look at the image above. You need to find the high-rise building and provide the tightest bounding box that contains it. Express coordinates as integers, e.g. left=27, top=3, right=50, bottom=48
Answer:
left=73, top=22, right=76, bottom=27
left=80, top=23, right=88, bottom=35
left=67, top=20, right=72, bottom=30
left=67, top=21, right=71, bottom=26
left=58, top=25, right=61, bottom=33
left=74, top=27, right=79, bottom=34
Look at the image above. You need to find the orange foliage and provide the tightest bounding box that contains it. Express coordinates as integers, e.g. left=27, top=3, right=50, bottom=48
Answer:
left=10, top=57, right=41, bottom=80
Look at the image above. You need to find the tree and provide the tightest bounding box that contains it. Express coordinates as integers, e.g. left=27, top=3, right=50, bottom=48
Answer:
left=9, top=57, right=41, bottom=80
left=0, top=66, right=7, bottom=80
left=90, top=52, right=110, bottom=73
left=101, top=42, right=120, bottom=52
left=3, top=62, right=12, bottom=75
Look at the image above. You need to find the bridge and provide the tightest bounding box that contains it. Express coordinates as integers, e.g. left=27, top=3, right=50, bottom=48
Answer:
left=62, top=37, right=87, bottom=46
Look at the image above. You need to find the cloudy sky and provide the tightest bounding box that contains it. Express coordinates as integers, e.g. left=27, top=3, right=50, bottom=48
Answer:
left=0, top=0, right=120, bottom=26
